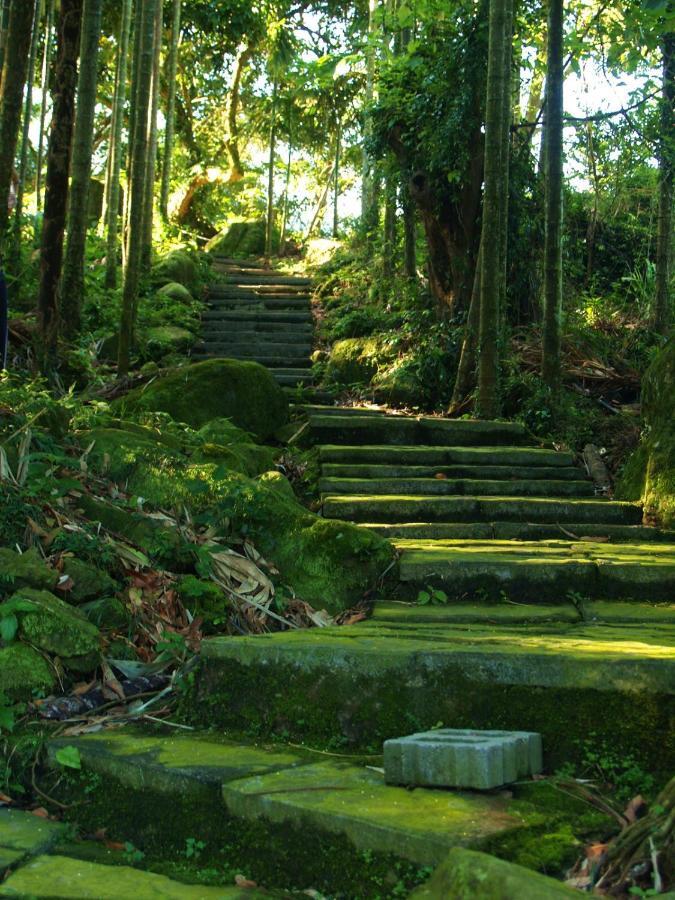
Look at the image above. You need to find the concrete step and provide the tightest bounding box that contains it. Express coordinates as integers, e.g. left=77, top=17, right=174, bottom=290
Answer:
left=46, top=731, right=533, bottom=892
left=310, top=416, right=532, bottom=447
left=207, top=296, right=311, bottom=310
left=193, top=620, right=674, bottom=775
left=197, top=340, right=312, bottom=357
left=363, top=522, right=675, bottom=542
left=396, top=538, right=675, bottom=601
left=321, top=463, right=589, bottom=481
left=213, top=272, right=312, bottom=287
left=202, top=309, right=312, bottom=324
left=318, top=444, right=575, bottom=467
left=274, top=373, right=314, bottom=386
left=319, top=477, right=596, bottom=498
left=322, top=494, right=643, bottom=525
left=201, top=328, right=312, bottom=343
left=208, top=288, right=312, bottom=300
left=285, top=388, right=337, bottom=404
left=192, top=350, right=311, bottom=367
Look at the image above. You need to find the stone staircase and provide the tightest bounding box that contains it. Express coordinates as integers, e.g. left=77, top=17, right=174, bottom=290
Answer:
left=193, top=257, right=315, bottom=390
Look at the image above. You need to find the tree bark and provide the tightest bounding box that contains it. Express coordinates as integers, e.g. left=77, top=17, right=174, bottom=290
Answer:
left=541, top=0, right=564, bottom=390
left=0, top=0, right=11, bottom=86
left=477, top=0, right=513, bottom=418
left=140, top=0, right=162, bottom=272
left=118, top=0, right=157, bottom=376
left=653, top=30, right=674, bottom=335
left=498, top=0, right=515, bottom=325
left=59, top=0, right=103, bottom=338
left=383, top=172, right=397, bottom=276
left=265, top=78, right=278, bottom=261
left=361, top=0, right=378, bottom=237
left=35, top=0, right=55, bottom=213
left=104, top=0, right=132, bottom=289
left=332, top=119, right=341, bottom=239
left=305, top=161, right=335, bottom=241
left=37, top=0, right=82, bottom=360
left=450, top=243, right=482, bottom=411
left=0, top=0, right=37, bottom=238
left=160, top=0, right=181, bottom=220
left=224, top=42, right=251, bottom=183
left=13, top=0, right=43, bottom=243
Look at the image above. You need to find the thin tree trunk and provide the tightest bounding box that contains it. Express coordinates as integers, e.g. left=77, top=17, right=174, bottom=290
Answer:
left=140, top=0, right=162, bottom=272
left=224, top=42, right=251, bottom=183
left=265, top=78, right=278, bottom=261
left=361, top=0, right=378, bottom=236
left=160, top=0, right=181, bottom=220
left=59, top=0, right=103, bottom=338
left=523, top=29, right=546, bottom=150
left=498, top=0, right=515, bottom=324
left=37, top=0, right=82, bottom=361
left=541, top=0, right=564, bottom=390
left=400, top=22, right=416, bottom=278
left=118, top=0, right=157, bottom=376
left=477, top=0, right=513, bottom=418
left=0, top=0, right=11, bottom=91
left=305, top=162, right=335, bottom=241
left=35, top=0, right=55, bottom=213
left=104, top=0, right=132, bottom=290
left=653, top=31, right=674, bottom=335
left=584, top=120, right=600, bottom=287
left=383, top=171, right=396, bottom=276
left=0, top=0, right=37, bottom=238
left=450, top=244, right=482, bottom=411
left=332, top=119, right=340, bottom=239
left=279, top=123, right=292, bottom=252
left=13, top=0, right=43, bottom=243
left=124, top=11, right=142, bottom=248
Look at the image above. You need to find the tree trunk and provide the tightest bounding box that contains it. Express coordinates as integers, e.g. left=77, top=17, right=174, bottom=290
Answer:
left=37, top=0, right=82, bottom=360
left=0, top=0, right=11, bottom=85
left=265, top=78, right=278, bottom=261
left=653, top=30, right=674, bottom=335
left=124, top=10, right=142, bottom=245
left=160, top=0, right=181, bottom=220
left=0, top=0, right=37, bottom=238
left=477, top=0, right=513, bottom=418
left=140, top=0, right=162, bottom=272
left=541, top=0, right=564, bottom=390
left=522, top=28, right=546, bottom=149
left=279, top=109, right=293, bottom=253
left=35, top=0, right=55, bottom=213
left=305, top=162, right=335, bottom=241
left=59, top=0, right=103, bottom=338
left=332, top=119, right=340, bottom=239
left=13, top=0, right=43, bottom=245
left=450, top=243, right=482, bottom=411
left=103, top=0, right=132, bottom=289
left=383, top=172, right=397, bottom=276
left=498, top=0, right=515, bottom=325
left=118, top=0, right=157, bottom=376
left=361, top=0, right=378, bottom=237
left=224, top=42, right=251, bottom=183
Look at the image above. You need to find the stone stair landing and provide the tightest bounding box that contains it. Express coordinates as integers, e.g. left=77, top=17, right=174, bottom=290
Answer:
left=194, top=257, right=315, bottom=390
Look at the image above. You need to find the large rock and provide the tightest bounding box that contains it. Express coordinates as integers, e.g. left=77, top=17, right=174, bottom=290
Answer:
left=151, top=248, right=199, bottom=292
left=116, top=359, right=289, bottom=439
left=617, top=338, right=675, bottom=526
left=206, top=219, right=274, bottom=258
left=410, top=847, right=580, bottom=898
left=14, top=589, right=101, bottom=671
left=326, top=337, right=391, bottom=388
left=61, top=558, right=117, bottom=604
left=156, top=282, right=194, bottom=305
left=0, top=644, right=55, bottom=701
left=0, top=548, right=57, bottom=593
left=145, top=325, right=195, bottom=360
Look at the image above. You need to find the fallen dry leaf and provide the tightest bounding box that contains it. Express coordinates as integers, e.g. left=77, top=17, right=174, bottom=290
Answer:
left=234, top=875, right=258, bottom=889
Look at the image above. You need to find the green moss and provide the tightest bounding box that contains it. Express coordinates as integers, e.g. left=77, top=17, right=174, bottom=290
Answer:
left=145, top=326, right=195, bottom=360
left=61, top=558, right=117, bottom=604
left=151, top=249, right=199, bottom=292
left=80, top=597, right=131, bottom=631
left=0, top=548, right=58, bottom=594
left=116, top=359, right=289, bottom=440
left=14, top=589, right=101, bottom=671
left=326, top=337, right=392, bottom=387
left=156, top=282, right=194, bottom=305
left=195, top=418, right=275, bottom=476
left=206, top=220, right=276, bottom=258
left=0, top=644, right=55, bottom=700
left=617, top=338, right=675, bottom=527
left=175, top=577, right=229, bottom=632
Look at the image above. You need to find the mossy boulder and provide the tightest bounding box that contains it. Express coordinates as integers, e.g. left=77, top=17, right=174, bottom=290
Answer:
left=206, top=220, right=272, bottom=258
left=0, top=643, right=55, bottom=700
left=0, top=548, right=58, bottom=594
left=13, top=589, right=101, bottom=672
left=195, top=418, right=276, bottom=476
left=410, top=847, right=579, bottom=898
left=372, top=359, right=423, bottom=406
left=151, top=248, right=199, bottom=292
left=145, top=325, right=195, bottom=360
left=156, top=282, right=194, bottom=305
left=257, top=469, right=295, bottom=500
left=80, top=597, right=131, bottom=631
left=326, top=337, right=392, bottom=387
left=61, top=558, right=117, bottom=604
left=176, top=576, right=229, bottom=632
left=116, top=359, right=289, bottom=440
left=617, top=338, right=675, bottom=526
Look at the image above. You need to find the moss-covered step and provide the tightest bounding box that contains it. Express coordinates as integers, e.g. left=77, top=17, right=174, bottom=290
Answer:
left=364, top=522, right=675, bottom=542
left=0, top=855, right=271, bottom=898
left=206, top=320, right=312, bottom=334
left=319, top=444, right=576, bottom=466
left=322, top=495, right=642, bottom=525
left=311, top=416, right=531, bottom=447
left=207, top=331, right=313, bottom=346
left=192, top=620, right=675, bottom=775
left=0, top=809, right=65, bottom=871
left=395, top=539, right=675, bottom=600
left=202, top=309, right=311, bottom=324
left=193, top=348, right=312, bottom=368
left=322, top=463, right=588, bottom=481
left=372, top=599, right=675, bottom=626
left=45, top=731, right=530, bottom=896
left=410, top=847, right=579, bottom=899
left=320, top=477, right=594, bottom=498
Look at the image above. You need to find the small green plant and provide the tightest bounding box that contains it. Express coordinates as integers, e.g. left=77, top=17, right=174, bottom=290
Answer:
left=184, top=837, right=206, bottom=860
left=0, top=596, right=38, bottom=643
left=417, top=586, right=448, bottom=606
left=123, top=842, right=145, bottom=864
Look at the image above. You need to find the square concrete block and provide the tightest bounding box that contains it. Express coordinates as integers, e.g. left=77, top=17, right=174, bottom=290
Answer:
left=383, top=728, right=543, bottom=790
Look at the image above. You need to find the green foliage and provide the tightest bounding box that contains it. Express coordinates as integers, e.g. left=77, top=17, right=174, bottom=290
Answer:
left=0, top=596, right=38, bottom=643
left=416, top=586, right=448, bottom=606
left=54, top=745, right=82, bottom=770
